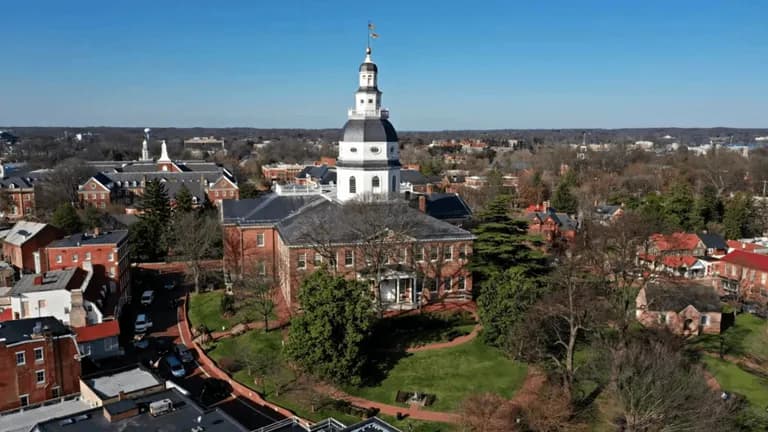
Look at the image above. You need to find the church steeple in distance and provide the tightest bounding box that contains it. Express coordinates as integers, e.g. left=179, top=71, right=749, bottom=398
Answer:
left=336, top=24, right=401, bottom=203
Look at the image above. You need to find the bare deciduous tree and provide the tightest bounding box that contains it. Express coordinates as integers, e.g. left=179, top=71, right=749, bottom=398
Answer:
left=459, top=393, right=520, bottom=432
left=169, top=212, right=221, bottom=293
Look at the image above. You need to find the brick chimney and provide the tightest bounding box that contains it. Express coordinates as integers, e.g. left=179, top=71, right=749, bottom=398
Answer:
left=418, top=195, right=427, bottom=213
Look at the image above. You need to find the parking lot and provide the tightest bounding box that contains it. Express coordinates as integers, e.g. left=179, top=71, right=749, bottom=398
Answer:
left=99, top=267, right=284, bottom=429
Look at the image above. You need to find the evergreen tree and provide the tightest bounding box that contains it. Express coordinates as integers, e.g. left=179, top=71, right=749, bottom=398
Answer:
left=285, top=270, right=374, bottom=385
left=697, top=185, right=724, bottom=225
left=174, top=185, right=194, bottom=213
left=470, top=195, right=547, bottom=285
left=83, top=206, right=102, bottom=230
left=723, top=193, right=757, bottom=239
left=551, top=175, right=578, bottom=215
left=663, top=181, right=695, bottom=231
left=477, top=267, right=545, bottom=351
left=50, top=203, right=82, bottom=234
left=131, top=180, right=171, bottom=261
left=239, top=181, right=261, bottom=199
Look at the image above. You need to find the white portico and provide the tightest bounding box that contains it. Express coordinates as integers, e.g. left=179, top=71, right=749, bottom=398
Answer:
left=336, top=46, right=401, bottom=202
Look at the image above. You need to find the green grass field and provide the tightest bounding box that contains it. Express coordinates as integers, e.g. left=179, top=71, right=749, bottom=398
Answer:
left=703, top=357, right=768, bottom=410
left=691, top=313, right=768, bottom=361
left=188, top=291, right=237, bottom=331
left=347, top=338, right=528, bottom=412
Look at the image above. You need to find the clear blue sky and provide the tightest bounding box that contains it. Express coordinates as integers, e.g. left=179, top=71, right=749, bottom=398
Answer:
left=1, top=0, right=766, bottom=130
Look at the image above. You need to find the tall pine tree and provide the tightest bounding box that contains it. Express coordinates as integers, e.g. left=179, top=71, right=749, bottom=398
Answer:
left=130, top=180, right=171, bottom=261
left=551, top=175, right=579, bottom=215
left=174, top=185, right=194, bottom=213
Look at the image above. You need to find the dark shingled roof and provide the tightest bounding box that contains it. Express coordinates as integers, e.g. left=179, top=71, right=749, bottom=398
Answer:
left=342, top=119, right=398, bottom=143
left=644, top=283, right=721, bottom=312
left=400, top=169, right=427, bottom=185
left=47, top=230, right=128, bottom=248
left=295, top=165, right=337, bottom=185
left=415, top=193, right=472, bottom=221
left=277, top=199, right=474, bottom=246
left=221, top=195, right=324, bottom=225
left=697, top=232, right=728, bottom=250
left=359, top=62, right=378, bottom=73
left=0, top=317, right=71, bottom=345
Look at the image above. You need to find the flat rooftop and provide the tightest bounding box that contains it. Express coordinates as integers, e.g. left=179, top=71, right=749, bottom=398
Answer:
left=33, top=389, right=249, bottom=432
left=0, top=396, right=90, bottom=432
left=84, top=368, right=162, bottom=399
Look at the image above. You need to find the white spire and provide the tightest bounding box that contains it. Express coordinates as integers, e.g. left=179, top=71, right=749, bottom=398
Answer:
left=158, top=140, right=171, bottom=162
left=141, top=139, right=150, bottom=161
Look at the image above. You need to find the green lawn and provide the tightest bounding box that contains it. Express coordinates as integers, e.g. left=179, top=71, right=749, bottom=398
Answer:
left=188, top=291, right=236, bottom=331
left=207, top=330, right=455, bottom=431
left=371, top=311, right=477, bottom=350
left=347, top=338, right=528, bottom=412
left=691, top=313, right=768, bottom=362
left=703, top=357, right=768, bottom=411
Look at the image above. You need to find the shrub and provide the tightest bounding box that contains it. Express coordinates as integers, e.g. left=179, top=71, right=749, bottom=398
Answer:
left=218, top=357, right=241, bottom=373
left=220, top=294, right=235, bottom=315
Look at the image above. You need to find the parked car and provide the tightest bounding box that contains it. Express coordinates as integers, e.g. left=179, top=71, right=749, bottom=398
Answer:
left=134, top=336, right=151, bottom=350
left=175, top=343, right=194, bottom=364
left=163, top=354, right=186, bottom=378
left=140, top=290, right=155, bottom=306
left=134, top=313, right=153, bottom=334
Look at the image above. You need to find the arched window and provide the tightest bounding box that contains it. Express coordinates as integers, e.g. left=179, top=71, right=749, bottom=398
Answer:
left=349, top=176, right=356, bottom=194
left=372, top=176, right=380, bottom=189
left=391, top=176, right=397, bottom=192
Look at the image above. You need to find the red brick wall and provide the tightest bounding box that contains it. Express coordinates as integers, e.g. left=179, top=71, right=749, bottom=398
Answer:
left=223, top=225, right=278, bottom=279
left=3, top=226, right=62, bottom=272
left=79, top=178, right=112, bottom=208
left=5, top=189, right=36, bottom=220
left=45, top=241, right=129, bottom=300
left=0, top=336, right=81, bottom=411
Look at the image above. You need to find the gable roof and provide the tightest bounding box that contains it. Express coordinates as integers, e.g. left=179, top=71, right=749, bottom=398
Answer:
left=697, top=232, right=728, bottom=250
left=528, top=210, right=578, bottom=231
left=74, top=320, right=120, bottom=343
left=400, top=169, right=428, bottom=185
left=415, top=193, right=472, bottom=221
left=720, top=250, right=768, bottom=272
left=10, top=268, right=86, bottom=295
left=4, top=221, right=53, bottom=246
left=0, top=316, right=72, bottom=345
left=650, top=233, right=702, bottom=252
left=727, top=240, right=763, bottom=253
left=643, top=282, right=721, bottom=313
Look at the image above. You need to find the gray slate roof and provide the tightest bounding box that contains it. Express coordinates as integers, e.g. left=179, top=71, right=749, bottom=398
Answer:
left=697, top=232, right=728, bottom=250
left=10, top=268, right=83, bottom=295
left=277, top=199, right=474, bottom=246
left=644, top=283, right=721, bottom=313
left=342, top=119, right=398, bottom=142
left=0, top=316, right=71, bottom=345
left=529, top=210, right=578, bottom=231
left=415, top=193, right=472, bottom=221
left=47, top=230, right=128, bottom=248
left=222, top=195, right=324, bottom=225
left=400, top=169, right=428, bottom=185
left=296, top=165, right=337, bottom=185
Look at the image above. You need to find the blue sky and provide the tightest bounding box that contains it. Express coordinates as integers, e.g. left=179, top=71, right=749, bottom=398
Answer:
left=1, top=1, right=766, bottom=130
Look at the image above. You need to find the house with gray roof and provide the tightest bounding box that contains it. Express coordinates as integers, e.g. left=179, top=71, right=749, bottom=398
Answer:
left=636, top=282, right=723, bottom=336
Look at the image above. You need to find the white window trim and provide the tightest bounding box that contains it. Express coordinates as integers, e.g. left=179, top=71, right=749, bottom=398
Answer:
left=34, top=347, right=44, bottom=363
left=444, top=246, right=453, bottom=261
left=56, top=255, right=62, bottom=264
left=19, top=394, right=29, bottom=407
left=297, top=253, right=307, bottom=270
left=16, top=351, right=25, bottom=366
left=36, top=369, right=45, bottom=384
left=256, top=233, right=265, bottom=247
left=345, top=250, right=354, bottom=267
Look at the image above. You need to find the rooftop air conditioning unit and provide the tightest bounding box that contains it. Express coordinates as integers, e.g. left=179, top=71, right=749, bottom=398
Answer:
left=149, top=399, right=173, bottom=416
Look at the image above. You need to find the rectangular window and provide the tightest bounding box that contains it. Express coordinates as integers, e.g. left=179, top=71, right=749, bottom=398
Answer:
left=108, top=253, right=115, bottom=262
left=314, top=253, right=322, bottom=266
left=415, top=248, right=424, bottom=262
left=458, top=276, right=466, bottom=291
left=16, top=351, right=25, bottom=366
left=258, top=261, right=266, bottom=276
left=34, top=347, right=44, bottom=362
left=36, top=370, right=45, bottom=384
left=297, top=253, right=306, bottom=270
left=329, top=254, right=338, bottom=269
left=38, top=299, right=47, bottom=310
left=429, top=247, right=438, bottom=262
left=444, top=246, right=453, bottom=261
left=52, top=387, right=60, bottom=399
left=700, top=315, right=710, bottom=326
left=443, top=277, right=452, bottom=292
left=459, top=245, right=467, bottom=259
left=19, top=395, right=29, bottom=407
left=215, top=191, right=220, bottom=197
left=399, top=249, right=407, bottom=263
left=85, top=252, right=91, bottom=261
left=345, top=250, right=354, bottom=267
left=56, top=255, right=62, bottom=264
left=72, top=254, right=78, bottom=263
left=109, top=267, right=116, bottom=278
left=104, top=338, right=117, bottom=352
left=256, top=233, right=265, bottom=247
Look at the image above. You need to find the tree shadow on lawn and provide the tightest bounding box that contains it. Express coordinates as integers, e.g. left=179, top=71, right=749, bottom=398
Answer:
left=370, top=312, right=475, bottom=351
left=362, top=348, right=411, bottom=387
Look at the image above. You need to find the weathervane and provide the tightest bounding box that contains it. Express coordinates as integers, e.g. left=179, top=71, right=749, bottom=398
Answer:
left=367, top=21, right=379, bottom=51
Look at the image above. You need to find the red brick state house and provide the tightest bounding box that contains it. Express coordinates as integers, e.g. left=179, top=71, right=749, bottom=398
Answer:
left=0, top=317, right=81, bottom=412
left=78, top=141, right=238, bottom=209
left=223, top=45, right=475, bottom=310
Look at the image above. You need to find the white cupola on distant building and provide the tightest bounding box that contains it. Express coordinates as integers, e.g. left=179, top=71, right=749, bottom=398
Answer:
left=336, top=46, right=400, bottom=202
